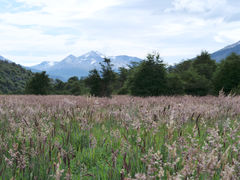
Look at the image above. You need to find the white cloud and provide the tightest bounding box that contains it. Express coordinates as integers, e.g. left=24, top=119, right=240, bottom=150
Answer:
left=16, top=0, right=125, bottom=18
left=214, top=22, right=240, bottom=43
left=0, top=0, right=240, bottom=66
left=0, top=24, right=73, bottom=51
left=169, top=0, right=227, bottom=13
left=1, top=0, right=126, bottom=27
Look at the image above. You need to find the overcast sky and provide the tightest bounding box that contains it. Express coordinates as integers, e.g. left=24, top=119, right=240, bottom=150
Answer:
left=0, top=0, right=240, bottom=66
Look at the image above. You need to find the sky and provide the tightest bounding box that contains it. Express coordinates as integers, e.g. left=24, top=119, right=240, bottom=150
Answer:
left=0, top=0, right=240, bottom=66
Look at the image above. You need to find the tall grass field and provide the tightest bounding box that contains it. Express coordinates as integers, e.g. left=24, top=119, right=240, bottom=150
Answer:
left=0, top=94, right=239, bottom=179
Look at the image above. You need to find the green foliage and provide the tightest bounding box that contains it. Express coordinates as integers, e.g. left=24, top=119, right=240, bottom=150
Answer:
left=0, top=60, right=33, bottom=94
left=85, top=58, right=116, bottom=97
left=25, top=71, right=51, bottom=95
left=66, top=77, right=82, bottom=95
left=170, top=51, right=216, bottom=96
left=53, top=79, right=66, bottom=94
left=2, top=50, right=240, bottom=97
left=181, top=69, right=211, bottom=96
left=85, top=69, right=102, bottom=96
left=82, top=51, right=225, bottom=97
left=166, top=73, right=184, bottom=95
left=115, top=67, right=130, bottom=95
left=193, top=51, right=217, bottom=80
left=100, top=58, right=116, bottom=97
left=51, top=77, right=88, bottom=95
left=128, top=53, right=168, bottom=96
left=214, top=53, right=240, bottom=94
left=173, top=60, right=192, bottom=73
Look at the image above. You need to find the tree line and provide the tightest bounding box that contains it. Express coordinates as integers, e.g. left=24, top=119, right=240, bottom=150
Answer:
left=25, top=51, right=240, bottom=96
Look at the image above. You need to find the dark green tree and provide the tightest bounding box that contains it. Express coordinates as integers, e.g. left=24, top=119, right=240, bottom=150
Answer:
left=25, top=71, right=50, bottom=95
left=166, top=73, right=184, bottom=95
left=53, top=79, right=66, bottom=94
left=181, top=69, right=211, bottom=96
left=172, top=60, right=193, bottom=74
left=116, top=67, right=130, bottom=94
left=128, top=52, right=167, bottom=96
left=214, top=53, right=240, bottom=94
left=193, top=51, right=216, bottom=80
left=65, top=76, right=81, bottom=95
left=70, top=81, right=81, bottom=95
left=85, top=69, right=102, bottom=96
left=100, top=58, right=116, bottom=97
left=169, top=52, right=216, bottom=96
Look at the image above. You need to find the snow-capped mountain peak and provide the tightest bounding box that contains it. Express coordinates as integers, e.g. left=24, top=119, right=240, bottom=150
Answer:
left=29, top=51, right=142, bottom=81
left=67, top=54, right=76, bottom=59
left=80, top=51, right=105, bottom=59
left=39, top=61, right=51, bottom=65
left=62, top=54, right=77, bottom=63
left=87, top=51, right=104, bottom=57
left=31, top=60, right=57, bottom=70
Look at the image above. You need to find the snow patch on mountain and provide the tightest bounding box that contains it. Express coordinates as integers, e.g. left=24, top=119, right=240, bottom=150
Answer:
left=29, top=51, right=142, bottom=81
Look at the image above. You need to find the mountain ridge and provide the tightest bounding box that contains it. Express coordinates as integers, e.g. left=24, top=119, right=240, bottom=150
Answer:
left=29, top=51, right=142, bottom=81
left=1, top=40, right=240, bottom=82
left=210, top=40, right=240, bottom=62
left=27, top=42, right=240, bottom=81
left=0, top=55, right=12, bottom=63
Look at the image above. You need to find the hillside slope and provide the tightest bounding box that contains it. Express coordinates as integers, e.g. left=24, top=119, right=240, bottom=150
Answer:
left=0, top=59, right=33, bottom=94
left=211, top=41, right=240, bottom=62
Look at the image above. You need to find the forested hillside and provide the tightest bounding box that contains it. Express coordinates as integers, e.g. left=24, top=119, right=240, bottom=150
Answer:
left=0, top=60, right=33, bottom=94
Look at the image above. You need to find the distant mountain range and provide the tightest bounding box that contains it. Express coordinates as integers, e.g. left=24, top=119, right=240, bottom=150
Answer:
left=29, top=51, right=142, bottom=81
left=1, top=40, right=240, bottom=81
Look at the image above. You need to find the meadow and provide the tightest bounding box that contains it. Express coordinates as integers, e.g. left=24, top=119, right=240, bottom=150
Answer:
left=0, top=94, right=239, bottom=179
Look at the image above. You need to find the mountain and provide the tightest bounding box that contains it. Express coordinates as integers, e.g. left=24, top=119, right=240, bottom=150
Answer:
left=0, top=55, right=7, bottom=61
left=29, top=51, right=142, bottom=81
left=24, top=66, right=64, bottom=80
left=0, top=58, right=33, bottom=94
left=0, top=55, right=12, bottom=63
left=211, top=41, right=240, bottom=62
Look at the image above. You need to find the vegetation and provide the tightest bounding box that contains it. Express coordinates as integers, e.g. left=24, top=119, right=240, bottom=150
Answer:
left=127, top=53, right=167, bottom=96
left=99, top=58, right=116, bottom=97
left=170, top=51, right=216, bottom=96
left=25, top=71, right=51, bottom=95
left=1, top=52, right=240, bottom=179
left=1, top=51, right=240, bottom=96
left=213, top=53, right=240, bottom=94
left=51, top=77, right=88, bottom=96
left=85, top=69, right=102, bottom=96
left=83, top=51, right=240, bottom=97
left=85, top=58, right=116, bottom=97
left=0, top=60, right=33, bottom=94
left=0, top=95, right=239, bottom=179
